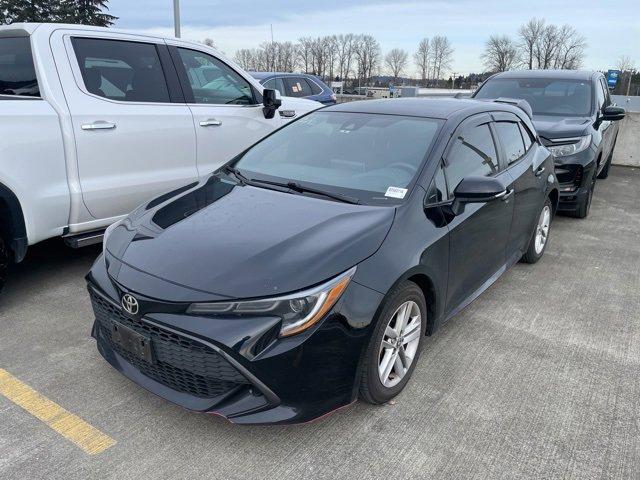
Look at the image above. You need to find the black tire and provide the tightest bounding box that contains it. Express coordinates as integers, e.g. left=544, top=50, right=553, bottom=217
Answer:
left=567, top=172, right=595, bottom=219
left=522, top=197, right=553, bottom=264
left=0, top=235, right=9, bottom=293
left=359, top=281, right=427, bottom=405
left=597, top=141, right=616, bottom=180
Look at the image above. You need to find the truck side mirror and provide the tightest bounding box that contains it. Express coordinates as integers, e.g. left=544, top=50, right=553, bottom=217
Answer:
left=262, top=89, right=282, bottom=119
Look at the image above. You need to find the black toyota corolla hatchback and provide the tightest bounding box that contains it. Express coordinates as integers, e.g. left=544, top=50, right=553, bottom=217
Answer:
left=87, top=98, right=559, bottom=424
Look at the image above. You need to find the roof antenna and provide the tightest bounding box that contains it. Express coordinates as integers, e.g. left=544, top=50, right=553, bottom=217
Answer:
left=270, top=23, right=275, bottom=75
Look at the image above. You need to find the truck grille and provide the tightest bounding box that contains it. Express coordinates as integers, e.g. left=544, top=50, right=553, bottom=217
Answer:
left=90, top=289, right=249, bottom=398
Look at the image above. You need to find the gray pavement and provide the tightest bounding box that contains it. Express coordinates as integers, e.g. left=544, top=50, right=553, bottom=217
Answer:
left=1, top=166, right=639, bottom=480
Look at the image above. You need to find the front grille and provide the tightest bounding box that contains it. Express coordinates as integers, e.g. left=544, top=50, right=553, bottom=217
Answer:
left=90, top=289, right=249, bottom=398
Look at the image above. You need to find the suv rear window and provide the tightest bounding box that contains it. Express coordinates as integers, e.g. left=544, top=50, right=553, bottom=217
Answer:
left=0, top=37, right=40, bottom=97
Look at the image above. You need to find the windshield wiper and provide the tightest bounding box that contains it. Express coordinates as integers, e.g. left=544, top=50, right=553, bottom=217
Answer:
left=221, top=165, right=249, bottom=185
left=249, top=178, right=360, bottom=205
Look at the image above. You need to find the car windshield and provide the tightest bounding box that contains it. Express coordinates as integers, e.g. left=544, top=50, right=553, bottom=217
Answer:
left=234, top=111, right=442, bottom=205
left=475, top=78, right=592, bottom=117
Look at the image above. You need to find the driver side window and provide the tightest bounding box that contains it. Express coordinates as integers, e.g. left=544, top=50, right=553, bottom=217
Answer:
left=445, top=123, right=499, bottom=192
left=177, top=48, right=254, bottom=105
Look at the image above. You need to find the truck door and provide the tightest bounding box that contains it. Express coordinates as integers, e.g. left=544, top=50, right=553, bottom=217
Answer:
left=56, top=32, right=198, bottom=220
left=167, top=44, right=281, bottom=177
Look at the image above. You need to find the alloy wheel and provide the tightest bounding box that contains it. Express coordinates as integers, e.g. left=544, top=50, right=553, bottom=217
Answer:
left=378, top=300, right=421, bottom=388
left=534, top=205, right=551, bottom=254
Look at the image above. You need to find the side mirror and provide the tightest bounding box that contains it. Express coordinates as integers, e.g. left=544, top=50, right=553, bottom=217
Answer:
left=262, top=88, right=282, bottom=119
left=601, top=105, right=625, bottom=122
left=451, top=176, right=507, bottom=215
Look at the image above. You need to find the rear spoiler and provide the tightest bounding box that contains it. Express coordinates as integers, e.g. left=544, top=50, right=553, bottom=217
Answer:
left=493, top=97, right=533, bottom=119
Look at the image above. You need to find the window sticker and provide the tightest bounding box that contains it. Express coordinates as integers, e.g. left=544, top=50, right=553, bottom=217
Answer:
left=385, top=186, right=408, bottom=199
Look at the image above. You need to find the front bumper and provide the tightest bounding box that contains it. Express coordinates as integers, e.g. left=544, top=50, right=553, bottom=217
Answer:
left=87, top=254, right=383, bottom=424
left=553, top=150, right=596, bottom=212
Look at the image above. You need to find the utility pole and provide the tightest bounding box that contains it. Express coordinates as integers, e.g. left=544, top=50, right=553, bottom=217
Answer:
left=173, top=0, right=181, bottom=38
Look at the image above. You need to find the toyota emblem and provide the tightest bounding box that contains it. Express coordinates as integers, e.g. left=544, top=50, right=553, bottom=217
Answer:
left=121, top=294, right=139, bottom=315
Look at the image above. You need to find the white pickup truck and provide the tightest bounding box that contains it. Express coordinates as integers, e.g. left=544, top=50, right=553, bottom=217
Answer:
left=0, top=23, right=320, bottom=291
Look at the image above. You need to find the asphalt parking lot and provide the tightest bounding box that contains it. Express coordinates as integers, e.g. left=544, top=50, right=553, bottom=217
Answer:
left=1, top=165, right=639, bottom=480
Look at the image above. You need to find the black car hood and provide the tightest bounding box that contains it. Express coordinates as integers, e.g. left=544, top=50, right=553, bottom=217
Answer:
left=106, top=176, right=395, bottom=300
left=532, top=115, right=591, bottom=142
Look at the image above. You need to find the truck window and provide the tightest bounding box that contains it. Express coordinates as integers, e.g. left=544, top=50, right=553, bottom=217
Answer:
left=177, top=48, right=254, bottom=105
left=71, top=37, right=171, bottom=103
left=0, top=37, right=40, bottom=97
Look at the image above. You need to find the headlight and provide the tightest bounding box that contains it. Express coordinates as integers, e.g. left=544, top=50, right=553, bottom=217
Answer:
left=187, top=266, right=356, bottom=337
left=547, top=134, right=591, bottom=157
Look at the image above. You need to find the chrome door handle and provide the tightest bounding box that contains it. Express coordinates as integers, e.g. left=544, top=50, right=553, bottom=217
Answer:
left=535, top=166, right=546, bottom=177
left=279, top=110, right=296, bottom=118
left=200, top=119, right=222, bottom=127
left=81, top=121, right=116, bottom=131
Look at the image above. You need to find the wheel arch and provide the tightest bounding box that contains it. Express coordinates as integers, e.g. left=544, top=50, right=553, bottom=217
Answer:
left=0, top=182, right=28, bottom=262
left=548, top=188, right=559, bottom=216
left=383, top=266, right=443, bottom=336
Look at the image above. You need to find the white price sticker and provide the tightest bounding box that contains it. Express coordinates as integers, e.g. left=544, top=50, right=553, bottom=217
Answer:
left=384, top=186, right=408, bottom=199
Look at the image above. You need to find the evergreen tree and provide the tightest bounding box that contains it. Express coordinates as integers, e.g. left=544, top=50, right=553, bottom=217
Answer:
left=0, top=0, right=117, bottom=27
left=59, top=0, right=117, bottom=27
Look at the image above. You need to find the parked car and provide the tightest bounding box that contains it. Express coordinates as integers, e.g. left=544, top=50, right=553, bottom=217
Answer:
left=0, top=23, right=320, bottom=292
left=87, top=98, right=559, bottom=425
left=250, top=72, right=337, bottom=105
left=473, top=70, right=625, bottom=218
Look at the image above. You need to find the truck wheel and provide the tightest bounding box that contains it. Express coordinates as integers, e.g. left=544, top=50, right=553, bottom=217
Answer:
left=0, top=236, right=8, bottom=293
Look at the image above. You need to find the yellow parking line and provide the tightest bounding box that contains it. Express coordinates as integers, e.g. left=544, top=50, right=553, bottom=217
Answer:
left=0, top=368, right=116, bottom=455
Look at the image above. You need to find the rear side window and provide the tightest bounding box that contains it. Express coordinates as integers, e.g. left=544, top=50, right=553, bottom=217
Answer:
left=519, top=123, right=534, bottom=150
left=306, top=78, right=323, bottom=95
left=284, top=77, right=313, bottom=97
left=72, top=37, right=170, bottom=103
left=445, top=123, right=499, bottom=191
left=495, top=122, right=525, bottom=164
left=0, top=37, right=39, bottom=97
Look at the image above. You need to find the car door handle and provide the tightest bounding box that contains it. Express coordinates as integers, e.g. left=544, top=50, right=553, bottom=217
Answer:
left=535, top=166, right=546, bottom=177
left=279, top=110, right=296, bottom=118
left=200, top=119, right=222, bottom=127
left=81, top=121, right=116, bottom=131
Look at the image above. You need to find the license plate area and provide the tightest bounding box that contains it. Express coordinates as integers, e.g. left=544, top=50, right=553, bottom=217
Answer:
left=111, top=321, right=155, bottom=364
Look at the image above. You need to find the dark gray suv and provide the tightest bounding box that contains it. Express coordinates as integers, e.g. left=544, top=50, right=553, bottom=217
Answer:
left=474, top=70, right=625, bottom=218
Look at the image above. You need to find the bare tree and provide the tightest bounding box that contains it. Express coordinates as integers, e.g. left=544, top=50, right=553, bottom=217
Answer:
left=414, top=38, right=431, bottom=84
left=482, top=35, right=519, bottom=72
left=518, top=18, right=545, bottom=70
left=432, top=35, right=454, bottom=85
left=616, top=55, right=635, bottom=72
left=297, top=37, right=314, bottom=74
left=234, top=48, right=260, bottom=71
left=535, top=24, right=561, bottom=69
left=353, top=34, right=381, bottom=85
left=335, top=33, right=356, bottom=81
left=201, top=38, right=216, bottom=49
left=553, top=25, right=586, bottom=69
left=385, top=48, right=409, bottom=81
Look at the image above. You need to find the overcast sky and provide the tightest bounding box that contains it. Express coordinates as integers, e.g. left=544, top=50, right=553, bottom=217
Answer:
left=108, top=0, right=638, bottom=76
